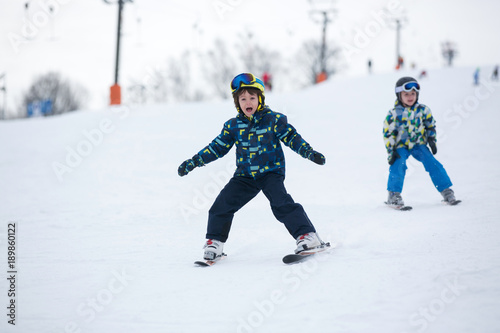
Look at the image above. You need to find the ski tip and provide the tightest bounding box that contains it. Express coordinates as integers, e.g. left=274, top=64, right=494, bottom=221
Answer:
left=283, top=242, right=332, bottom=264
left=194, top=261, right=212, bottom=267
left=282, top=254, right=307, bottom=264
left=385, top=202, right=413, bottom=211
left=443, top=199, right=462, bottom=206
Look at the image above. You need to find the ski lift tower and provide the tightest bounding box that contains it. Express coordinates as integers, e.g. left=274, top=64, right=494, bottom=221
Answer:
left=388, top=14, right=408, bottom=70
left=308, top=0, right=336, bottom=82
left=103, top=0, right=133, bottom=105
left=0, top=73, right=6, bottom=120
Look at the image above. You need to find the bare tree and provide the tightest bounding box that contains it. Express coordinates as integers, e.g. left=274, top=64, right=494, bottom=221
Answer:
left=296, top=38, right=342, bottom=85
left=168, top=50, right=194, bottom=102
left=237, top=32, right=283, bottom=81
left=127, top=72, right=167, bottom=105
left=126, top=51, right=194, bottom=105
left=148, top=68, right=169, bottom=103
left=127, top=37, right=284, bottom=104
left=21, top=72, right=88, bottom=116
left=127, top=80, right=147, bottom=105
left=201, top=38, right=236, bottom=99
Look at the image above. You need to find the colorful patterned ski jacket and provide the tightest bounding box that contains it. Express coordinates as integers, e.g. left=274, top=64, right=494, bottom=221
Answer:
left=383, top=100, right=437, bottom=155
left=197, top=107, right=314, bottom=178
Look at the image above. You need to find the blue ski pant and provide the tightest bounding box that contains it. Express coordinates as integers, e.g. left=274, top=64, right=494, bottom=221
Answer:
left=387, top=144, right=453, bottom=193
left=206, top=173, right=316, bottom=242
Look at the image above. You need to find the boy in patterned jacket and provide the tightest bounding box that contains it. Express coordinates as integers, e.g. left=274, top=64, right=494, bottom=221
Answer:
left=178, top=73, right=327, bottom=261
left=383, top=76, right=459, bottom=207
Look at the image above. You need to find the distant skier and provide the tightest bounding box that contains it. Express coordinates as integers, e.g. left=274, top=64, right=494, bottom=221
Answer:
left=262, top=71, right=273, bottom=91
left=178, top=73, right=327, bottom=262
left=383, top=77, right=460, bottom=208
left=491, top=65, right=499, bottom=81
left=473, top=67, right=480, bottom=86
left=396, top=56, right=404, bottom=70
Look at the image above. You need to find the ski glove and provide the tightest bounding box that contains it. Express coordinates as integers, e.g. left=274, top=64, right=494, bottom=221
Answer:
left=178, top=154, right=204, bottom=177
left=428, top=137, right=437, bottom=155
left=388, top=149, right=400, bottom=165
left=306, top=150, right=326, bottom=165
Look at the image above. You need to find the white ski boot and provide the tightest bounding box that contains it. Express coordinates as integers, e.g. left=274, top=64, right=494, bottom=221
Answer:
left=295, top=232, right=322, bottom=254
left=203, top=239, right=224, bottom=261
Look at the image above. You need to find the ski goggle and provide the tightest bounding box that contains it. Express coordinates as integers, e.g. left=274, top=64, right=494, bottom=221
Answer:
left=395, top=81, right=420, bottom=93
left=230, top=73, right=265, bottom=94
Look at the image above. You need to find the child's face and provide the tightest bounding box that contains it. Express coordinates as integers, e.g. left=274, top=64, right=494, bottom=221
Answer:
left=238, top=90, right=259, bottom=117
left=400, top=90, right=417, bottom=107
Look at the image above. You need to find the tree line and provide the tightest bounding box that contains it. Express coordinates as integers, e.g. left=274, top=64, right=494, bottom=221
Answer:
left=16, top=35, right=341, bottom=118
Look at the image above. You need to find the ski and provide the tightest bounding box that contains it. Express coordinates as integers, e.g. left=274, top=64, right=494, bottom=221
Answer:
left=282, top=242, right=331, bottom=264
left=385, top=202, right=413, bottom=211
left=443, top=199, right=462, bottom=206
left=194, top=254, right=226, bottom=267
left=194, top=260, right=217, bottom=267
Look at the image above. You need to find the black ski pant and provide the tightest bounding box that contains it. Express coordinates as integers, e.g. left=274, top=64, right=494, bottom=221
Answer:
left=206, top=173, right=316, bottom=242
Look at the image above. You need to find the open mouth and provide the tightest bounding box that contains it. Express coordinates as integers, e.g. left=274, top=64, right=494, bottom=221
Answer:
left=246, top=107, right=253, bottom=113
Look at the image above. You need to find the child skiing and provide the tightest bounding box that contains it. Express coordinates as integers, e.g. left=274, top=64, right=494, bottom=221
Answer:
left=178, top=73, right=327, bottom=262
left=383, top=77, right=460, bottom=208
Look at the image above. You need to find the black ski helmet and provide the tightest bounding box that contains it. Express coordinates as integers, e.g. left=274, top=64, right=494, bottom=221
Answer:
left=395, top=76, right=419, bottom=105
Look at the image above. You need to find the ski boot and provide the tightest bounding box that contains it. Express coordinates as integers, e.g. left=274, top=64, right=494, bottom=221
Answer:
left=295, top=232, right=323, bottom=254
left=441, top=188, right=461, bottom=205
left=203, top=239, right=225, bottom=261
left=387, top=191, right=404, bottom=206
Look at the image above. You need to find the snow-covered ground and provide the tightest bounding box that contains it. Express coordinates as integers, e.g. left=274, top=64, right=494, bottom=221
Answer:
left=1, top=66, right=500, bottom=333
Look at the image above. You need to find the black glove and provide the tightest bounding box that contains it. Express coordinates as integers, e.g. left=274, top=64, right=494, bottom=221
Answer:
left=178, top=155, right=204, bottom=176
left=428, top=137, right=437, bottom=155
left=388, top=149, right=400, bottom=165
left=307, top=150, right=326, bottom=165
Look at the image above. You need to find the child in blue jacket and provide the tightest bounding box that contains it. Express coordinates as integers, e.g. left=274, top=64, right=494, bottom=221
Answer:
left=383, top=77, right=460, bottom=207
left=178, top=73, right=327, bottom=261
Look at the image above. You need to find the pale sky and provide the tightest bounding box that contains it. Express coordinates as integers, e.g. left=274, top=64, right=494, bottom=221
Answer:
left=1, top=0, right=499, bottom=114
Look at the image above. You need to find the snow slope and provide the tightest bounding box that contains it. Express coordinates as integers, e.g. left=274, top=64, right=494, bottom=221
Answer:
left=1, top=66, right=500, bottom=333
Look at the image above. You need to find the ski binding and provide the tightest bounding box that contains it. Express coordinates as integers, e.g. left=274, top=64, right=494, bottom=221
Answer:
left=282, top=242, right=331, bottom=264
left=194, top=253, right=226, bottom=267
